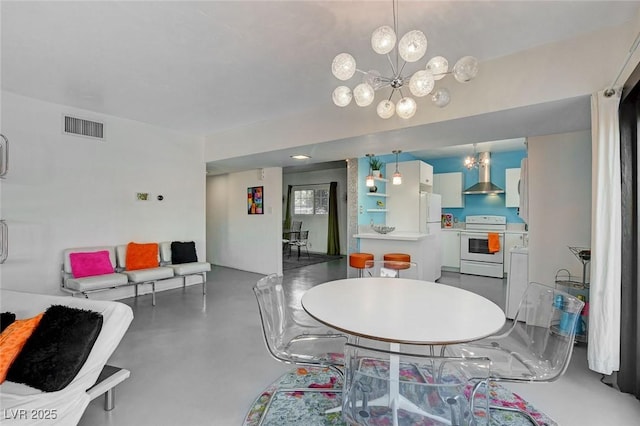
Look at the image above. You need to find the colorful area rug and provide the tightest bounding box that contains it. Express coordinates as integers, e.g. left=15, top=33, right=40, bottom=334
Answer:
left=283, top=254, right=343, bottom=271
left=243, top=367, right=557, bottom=426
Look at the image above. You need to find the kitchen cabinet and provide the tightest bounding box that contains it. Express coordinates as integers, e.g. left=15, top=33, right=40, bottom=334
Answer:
left=420, top=161, right=433, bottom=187
left=441, top=229, right=461, bottom=271
left=505, top=168, right=521, bottom=207
left=506, top=246, right=528, bottom=319
left=433, top=172, right=464, bottom=208
left=503, top=232, right=527, bottom=274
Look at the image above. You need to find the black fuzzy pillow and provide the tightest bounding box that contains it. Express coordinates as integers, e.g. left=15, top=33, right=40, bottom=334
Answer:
left=171, top=241, right=198, bottom=264
left=7, top=305, right=103, bottom=392
left=0, top=312, right=16, bottom=333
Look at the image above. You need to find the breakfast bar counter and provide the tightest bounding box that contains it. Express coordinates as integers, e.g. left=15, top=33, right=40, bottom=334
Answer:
left=354, top=232, right=439, bottom=281
left=353, top=231, right=431, bottom=241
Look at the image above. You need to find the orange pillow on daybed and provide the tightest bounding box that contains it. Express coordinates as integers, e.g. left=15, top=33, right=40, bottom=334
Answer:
left=125, top=242, right=159, bottom=271
left=0, top=313, right=44, bottom=383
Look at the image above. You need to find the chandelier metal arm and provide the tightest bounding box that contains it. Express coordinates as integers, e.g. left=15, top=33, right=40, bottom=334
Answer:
left=387, top=89, right=394, bottom=101
left=397, top=60, right=407, bottom=78
left=386, top=53, right=398, bottom=76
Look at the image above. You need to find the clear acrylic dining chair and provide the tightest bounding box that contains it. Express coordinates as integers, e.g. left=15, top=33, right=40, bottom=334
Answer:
left=363, top=259, right=421, bottom=279
left=342, top=340, right=491, bottom=426
left=446, top=281, right=584, bottom=425
left=253, top=273, right=347, bottom=374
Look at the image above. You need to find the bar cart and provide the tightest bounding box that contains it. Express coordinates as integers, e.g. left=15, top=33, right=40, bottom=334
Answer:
left=554, top=246, right=590, bottom=343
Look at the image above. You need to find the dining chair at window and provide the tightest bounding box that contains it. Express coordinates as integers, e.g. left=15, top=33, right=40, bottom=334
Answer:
left=342, top=341, right=491, bottom=426
left=253, top=274, right=347, bottom=374
left=364, top=260, right=421, bottom=280
left=288, top=230, right=310, bottom=259
left=446, top=282, right=584, bottom=425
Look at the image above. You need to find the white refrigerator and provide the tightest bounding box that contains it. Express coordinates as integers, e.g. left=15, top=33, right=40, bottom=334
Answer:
left=420, top=192, right=442, bottom=281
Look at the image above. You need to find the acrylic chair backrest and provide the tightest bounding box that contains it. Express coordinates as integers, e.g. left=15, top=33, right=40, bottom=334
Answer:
left=253, top=274, right=288, bottom=360
left=342, top=341, right=491, bottom=426
left=363, top=259, right=421, bottom=279
left=291, top=221, right=302, bottom=232
left=495, top=281, right=584, bottom=381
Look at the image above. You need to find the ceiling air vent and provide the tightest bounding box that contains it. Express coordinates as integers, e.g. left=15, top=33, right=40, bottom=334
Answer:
left=63, top=115, right=104, bottom=140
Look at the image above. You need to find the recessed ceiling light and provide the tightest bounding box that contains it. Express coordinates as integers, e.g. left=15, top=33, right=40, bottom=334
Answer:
left=290, top=154, right=311, bottom=160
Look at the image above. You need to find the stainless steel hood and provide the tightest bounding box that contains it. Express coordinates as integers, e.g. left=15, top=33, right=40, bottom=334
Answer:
left=463, top=152, right=505, bottom=194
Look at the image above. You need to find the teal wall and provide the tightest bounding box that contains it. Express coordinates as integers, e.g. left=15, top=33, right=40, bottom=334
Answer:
left=422, top=150, right=527, bottom=224
left=358, top=152, right=417, bottom=226
left=357, top=150, right=527, bottom=227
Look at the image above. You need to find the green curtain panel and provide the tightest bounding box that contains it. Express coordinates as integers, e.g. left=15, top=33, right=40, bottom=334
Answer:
left=326, top=182, right=340, bottom=255
left=284, top=185, right=293, bottom=230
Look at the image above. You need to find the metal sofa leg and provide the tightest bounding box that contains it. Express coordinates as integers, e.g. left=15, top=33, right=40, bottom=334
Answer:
left=151, top=281, right=156, bottom=306
left=104, top=387, right=115, bottom=411
left=202, top=272, right=207, bottom=295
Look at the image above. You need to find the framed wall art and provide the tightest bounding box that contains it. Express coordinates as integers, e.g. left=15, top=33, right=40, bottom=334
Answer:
left=248, top=186, right=263, bottom=215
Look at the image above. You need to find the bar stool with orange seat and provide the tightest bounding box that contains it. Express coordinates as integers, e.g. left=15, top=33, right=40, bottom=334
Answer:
left=349, top=252, right=374, bottom=278
left=383, top=253, right=412, bottom=275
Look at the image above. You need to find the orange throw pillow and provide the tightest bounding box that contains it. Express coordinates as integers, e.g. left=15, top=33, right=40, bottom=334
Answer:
left=0, top=313, right=44, bottom=383
left=126, top=242, right=159, bottom=271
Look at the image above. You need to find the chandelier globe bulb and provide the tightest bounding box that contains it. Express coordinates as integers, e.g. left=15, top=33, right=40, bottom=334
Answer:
left=453, top=56, right=479, bottom=83
left=363, top=70, right=384, bottom=90
left=398, top=30, right=427, bottom=63
left=409, top=70, right=435, bottom=97
left=396, top=97, right=417, bottom=119
left=332, top=53, right=357, bottom=81
left=332, top=86, right=353, bottom=107
left=376, top=100, right=396, bottom=119
left=426, top=56, right=449, bottom=80
left=432, top=88, right=451, bottom=108
left=371, top=26, right=397, bottom=55
left=353, top=83, right=375, bottom=107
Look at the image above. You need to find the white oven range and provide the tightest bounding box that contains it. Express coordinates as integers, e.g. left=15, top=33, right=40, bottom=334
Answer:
left=460, top=215, right=506, bottom=278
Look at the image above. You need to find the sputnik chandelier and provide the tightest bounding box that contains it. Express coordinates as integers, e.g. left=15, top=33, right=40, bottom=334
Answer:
left=331, top=0, right=479, bottom=120
left=464, top=143, right=489, bottom=169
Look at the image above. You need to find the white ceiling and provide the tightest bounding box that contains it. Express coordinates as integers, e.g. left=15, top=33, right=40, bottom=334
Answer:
left=2, top=1, right=639, bottom=171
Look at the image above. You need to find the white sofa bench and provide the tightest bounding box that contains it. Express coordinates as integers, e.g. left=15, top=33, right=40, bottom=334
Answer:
left=61, top=242, right=209, bottom=305
left=61, top=246, right=131, bottom=296
left=115, top=244, right=174, bottom=306
left=159, top=241, right=211, bottom=295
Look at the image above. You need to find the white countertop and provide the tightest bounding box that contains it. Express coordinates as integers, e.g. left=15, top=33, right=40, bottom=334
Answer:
left=353, top=232, right=432, bottom=241
left=441, top=228, right=527, bottom=234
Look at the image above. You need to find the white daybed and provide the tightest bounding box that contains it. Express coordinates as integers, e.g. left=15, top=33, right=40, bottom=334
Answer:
left=0, top=289, right=133, bottom=425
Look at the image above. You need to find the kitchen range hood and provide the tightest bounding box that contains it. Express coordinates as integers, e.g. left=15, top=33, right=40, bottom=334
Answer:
left=463, top=152, right=505, bottom=194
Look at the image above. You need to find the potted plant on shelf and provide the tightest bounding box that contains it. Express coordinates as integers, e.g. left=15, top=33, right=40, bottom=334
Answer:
left=369, top=157, right=384, bottom=178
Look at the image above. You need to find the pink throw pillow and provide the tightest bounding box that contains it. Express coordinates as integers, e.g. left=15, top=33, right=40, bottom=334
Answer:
left=69, top=250, right=114, bottom=278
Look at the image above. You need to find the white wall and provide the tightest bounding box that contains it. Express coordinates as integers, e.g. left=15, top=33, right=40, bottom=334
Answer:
left=206, top=168, right=282, bottom=275
left=283, top=166, right=348, bottom=255
left=204, top=21, right=634, bottom=162
left=528, top=130, right=592, bottom=286
left=0, top=92, right=206, bottom=298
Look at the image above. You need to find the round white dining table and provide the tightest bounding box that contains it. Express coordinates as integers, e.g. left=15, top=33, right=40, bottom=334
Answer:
left=301, top=277, right=506, bottom=346
left=303, top=277, right=505, bottom=426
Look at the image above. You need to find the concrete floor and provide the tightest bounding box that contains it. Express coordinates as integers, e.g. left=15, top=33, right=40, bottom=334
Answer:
left=80, top=259, right=640, bottom=426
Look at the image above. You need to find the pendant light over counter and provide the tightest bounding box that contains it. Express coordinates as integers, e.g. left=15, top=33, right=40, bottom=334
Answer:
left=392, top=150, right=402, bottom=185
